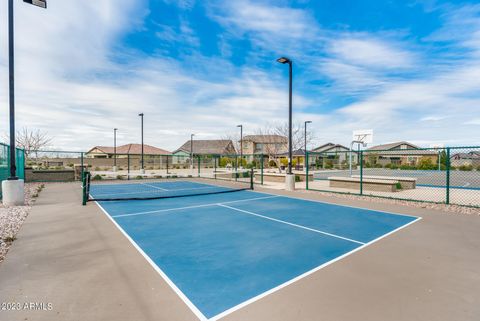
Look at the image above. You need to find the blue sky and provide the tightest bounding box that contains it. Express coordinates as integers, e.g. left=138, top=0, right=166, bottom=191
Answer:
left=0, top=0, right=479, bottom=151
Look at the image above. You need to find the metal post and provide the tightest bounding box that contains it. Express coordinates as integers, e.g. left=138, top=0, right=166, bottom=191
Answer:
left=8, top=0, right=17, bottom=180
left=305, top=151, right=309, bottom=190
left=127, top=153, right=130, bottom=180
left=304, top=121, right=311, bottom=171
left=288, top=61, right=293, bottom=175
left=260, top=154, right=264, bottom=185
left=359, top=151, right=364, bottom=195
left=197, top=156, right=200, bottom=177
left=113, top=128, right=117, bottom=167
left=139, top=113, right=144, bottom=170
left=80, top=152, right=84, bottom=181
left=214, top=156, right=217, bottom=179
left=446, top=147, right=450, bottom=204
left=190, top=134, right=194, bottom=171
left=166, top=155, right=169, bottom=174
left=438, top=150, right=441, bottom=171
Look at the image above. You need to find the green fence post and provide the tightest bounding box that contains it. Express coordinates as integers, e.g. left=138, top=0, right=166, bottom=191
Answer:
left=127, top=154, right=130, bottom=180
left=260, top=154, right=264, bottom=185
left=446, top=147, right=450, bottom=204
left=305, top=151, right=309, bottom=190
left=214, top=156, right=217, bottom=179
left=359, top=151, right=364, bottom=195
left=80, top=152, right=84, bottom=182
left=197, top=156, right=200, bottom=177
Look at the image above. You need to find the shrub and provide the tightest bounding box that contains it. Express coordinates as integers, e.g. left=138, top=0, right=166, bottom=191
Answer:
left=374, top=164, right=383, bottom=168
left=92, top=174, right=102, bottom=181
left=116, top=175, right=123, bottom=180
left=458, top=165, right=473, bottom=171
left=67, top=163, right=74, bottom=167
left=417, top=157, right=436, bottom=170
left=135, top=175, right=143, bottom=179
left=268, top=160, right=277, bottom=167
left=295, top=175, right=301, bottom=182
left=395, top=182, right=402, bottom=190
left=280, top=158, right=288, bottom=167
left=477, top=165, right=480, bottom=171
left=94, top=167, right=101, bottom=171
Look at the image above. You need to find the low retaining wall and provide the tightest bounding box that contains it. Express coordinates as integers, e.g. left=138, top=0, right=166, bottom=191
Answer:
left=256, top=172, right=313, bottom=183
left=25, top=169, right=76, bottom=182
left=352, top=175, right=416, bottom=189
left=329, top=177, right=398, bottom=192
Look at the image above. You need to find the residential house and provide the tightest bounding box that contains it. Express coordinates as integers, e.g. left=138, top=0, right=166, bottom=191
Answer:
left=450, top=151, right=480, bottom=167
left=310, top=143, right=357, bottom=169
left=365, top=141, right=438, bottom=166
left=172, top=140, right=236, bottom=164
left=86, top=144, right=171, bottom=158
left=241, top=135, right=288, bottom=155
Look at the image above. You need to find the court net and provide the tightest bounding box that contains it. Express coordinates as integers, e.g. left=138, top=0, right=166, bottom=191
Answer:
left=82, top=169, right=254, bottom=202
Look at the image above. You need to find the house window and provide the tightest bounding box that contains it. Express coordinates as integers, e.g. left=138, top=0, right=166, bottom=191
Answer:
left=254, top=143, right=264, bottom=153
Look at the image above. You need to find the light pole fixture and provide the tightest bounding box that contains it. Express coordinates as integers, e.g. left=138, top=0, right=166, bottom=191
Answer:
left=7, top=0, right=46, bottom=180
left=113, top=128, right=118, bottom=169
left=237, top=124, right=243, bottom=161
left=190, top=133, right=195, bottom=170
left=277, top=56, right=293, bottom=175
left=138, top=113, right=144, bottom=172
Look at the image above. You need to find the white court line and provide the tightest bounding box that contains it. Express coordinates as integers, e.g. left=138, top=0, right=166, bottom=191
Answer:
left=217, top=204, right=365, bottom=245
left=94, top=188, right=422, bottom=321
left=111, top=195, right=281, bottom=218
left=95, top=202, right=208, bottom=321
left=141, top=183, right=168, bottom=191
left=208, top=216, right=422, bottom=321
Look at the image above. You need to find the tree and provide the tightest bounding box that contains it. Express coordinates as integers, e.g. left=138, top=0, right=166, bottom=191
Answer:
left=273, top=122, right=315, bottom=151
left=4, top=128, right=52, bottom=158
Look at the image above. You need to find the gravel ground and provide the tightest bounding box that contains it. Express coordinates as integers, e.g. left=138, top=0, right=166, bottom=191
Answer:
left=0, top=183, right=44, bottom=264
left=300, top=189, right=480, bottom=215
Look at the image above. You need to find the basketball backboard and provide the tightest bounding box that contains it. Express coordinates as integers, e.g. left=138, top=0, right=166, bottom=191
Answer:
left=23, top=0, right=47, bottom=9
left=352, top=129, right=373, bottom=144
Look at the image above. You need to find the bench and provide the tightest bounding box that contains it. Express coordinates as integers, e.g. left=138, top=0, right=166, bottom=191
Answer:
left=328, top=177, right=398, bottom=192
left=351, top=175, right=416, bottom=189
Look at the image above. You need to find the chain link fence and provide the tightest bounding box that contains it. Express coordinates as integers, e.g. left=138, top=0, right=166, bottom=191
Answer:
left=25, top=151, right=267, bottom=185
left=0, top=143, right=26, bottom=198
left=306, top=146, right=480, bottom=207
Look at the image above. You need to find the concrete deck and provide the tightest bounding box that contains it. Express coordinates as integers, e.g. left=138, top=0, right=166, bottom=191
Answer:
left=1, top=182, right=479, bottom=321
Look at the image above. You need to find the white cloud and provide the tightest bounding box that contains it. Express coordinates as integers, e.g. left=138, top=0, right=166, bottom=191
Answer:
left=328, top=37, right=416, bottom=70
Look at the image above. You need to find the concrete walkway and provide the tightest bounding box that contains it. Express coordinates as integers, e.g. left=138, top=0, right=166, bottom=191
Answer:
left=1, top=183, right=479, bottom=321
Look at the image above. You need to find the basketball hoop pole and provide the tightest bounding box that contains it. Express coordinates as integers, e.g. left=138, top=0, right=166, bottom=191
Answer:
left=350, top=140, right=366, bottom=176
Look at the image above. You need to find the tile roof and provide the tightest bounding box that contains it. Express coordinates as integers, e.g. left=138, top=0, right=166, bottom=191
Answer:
left=175, top=140, right=235, bottom=155
left=88, top=144, right=171, bottom=155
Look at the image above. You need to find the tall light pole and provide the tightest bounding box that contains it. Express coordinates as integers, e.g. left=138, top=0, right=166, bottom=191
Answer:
left=237, top=124, right=243, bottom=162
left=3, top=0, right=46, bottom=206
left=190, top=134, right=195, bottom=171
left=138, top=113, right=144, bottom=173
left=277, top=57, right=294, bottom=191
left=113, top=128, right=118, bottom=171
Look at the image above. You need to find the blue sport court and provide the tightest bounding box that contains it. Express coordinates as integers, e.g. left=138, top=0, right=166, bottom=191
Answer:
left=90, top=180, right=420, bottom=321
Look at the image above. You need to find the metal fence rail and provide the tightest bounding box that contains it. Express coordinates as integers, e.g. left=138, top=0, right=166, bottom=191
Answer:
left=24, top=152, right=267, bottom=185
left=306, top=146, right=480, bottom=208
